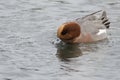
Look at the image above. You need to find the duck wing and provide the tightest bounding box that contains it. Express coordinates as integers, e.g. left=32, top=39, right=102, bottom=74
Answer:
left=76, top=10, right=110, bottom=29
left=76, top=10, right=110, bottom=36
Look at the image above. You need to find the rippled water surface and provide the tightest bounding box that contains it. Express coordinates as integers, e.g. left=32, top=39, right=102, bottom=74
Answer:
left=0, top=0, right=120, bottom=80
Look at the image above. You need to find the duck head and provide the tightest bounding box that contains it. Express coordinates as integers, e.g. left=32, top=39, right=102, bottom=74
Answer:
left=57, top=22, right=81, bottom=43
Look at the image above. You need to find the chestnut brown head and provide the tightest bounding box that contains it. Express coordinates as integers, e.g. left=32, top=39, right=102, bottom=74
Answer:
left=57, top=22, right=81, bottom=43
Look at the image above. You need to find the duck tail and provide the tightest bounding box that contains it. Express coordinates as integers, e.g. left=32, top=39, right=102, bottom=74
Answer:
left=100, top=11, right=110, bottom=28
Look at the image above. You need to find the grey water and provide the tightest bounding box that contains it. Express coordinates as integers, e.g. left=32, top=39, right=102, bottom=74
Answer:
left=0, top=0, right=120, bottom=80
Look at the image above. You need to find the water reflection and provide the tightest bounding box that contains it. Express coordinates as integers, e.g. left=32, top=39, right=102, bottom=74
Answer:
left=55, top=39, right=109, bottom=61
left=55, top=41, right=82, bottom=61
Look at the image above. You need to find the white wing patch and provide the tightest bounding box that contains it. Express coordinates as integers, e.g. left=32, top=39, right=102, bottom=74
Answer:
left=97, top=29, right=107, bottom=35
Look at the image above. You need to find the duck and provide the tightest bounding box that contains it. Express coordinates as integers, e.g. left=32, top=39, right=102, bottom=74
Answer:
left=57, top=10, right=110, bottom=43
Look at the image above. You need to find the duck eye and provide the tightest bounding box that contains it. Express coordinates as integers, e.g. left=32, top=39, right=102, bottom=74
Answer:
left=61, top=30, right=67, bottom=35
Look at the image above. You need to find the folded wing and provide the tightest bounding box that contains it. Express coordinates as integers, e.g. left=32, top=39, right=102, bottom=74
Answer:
left=76, top=10, right=110, bottom=41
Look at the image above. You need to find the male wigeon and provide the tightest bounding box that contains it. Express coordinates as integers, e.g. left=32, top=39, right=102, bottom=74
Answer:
left=57, top=10, right=110, bottom=43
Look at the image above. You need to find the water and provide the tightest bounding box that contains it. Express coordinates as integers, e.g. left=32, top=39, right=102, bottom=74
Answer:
left=0, top=0, right=120, bottom=80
